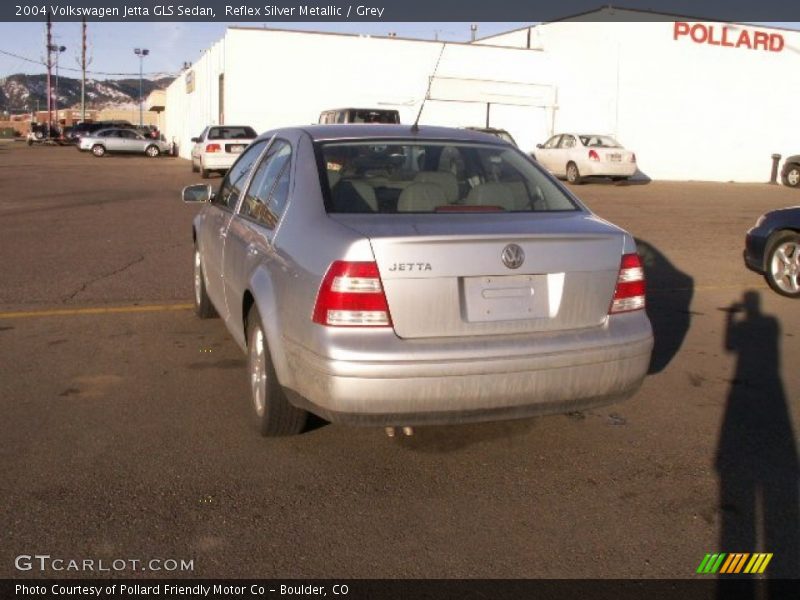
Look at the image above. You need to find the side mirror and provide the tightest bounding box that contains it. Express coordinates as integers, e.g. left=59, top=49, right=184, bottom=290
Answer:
left=190, top=137, right=199, bottom=143
left=182, top=183, right=214, bottom=203
left=536, top=144, right=543, bottom=149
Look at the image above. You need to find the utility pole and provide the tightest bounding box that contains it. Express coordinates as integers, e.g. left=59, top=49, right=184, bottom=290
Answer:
left=134, top=47, right=149, bottom=127
left=81, top=18, right=86, bottom=122
left=45, top=13, right=53, bottom=137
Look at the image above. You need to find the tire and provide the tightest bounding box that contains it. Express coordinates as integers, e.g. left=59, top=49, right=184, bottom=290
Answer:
left=764, top=231, right=800, bottom=298
left=246, top=307, right=308, bottom=436
left=193, top=247, right=218, bottom=319
left=191, top=159, right=199, bottom=173
left=566, top=162, right=582, bottom=184
left=200, top=162, right=210, bottom=179
left=26, top=138, right=33, bottom=146
left=34, top=131, right=44, bottom=140
left=782, top=164, right=800, bottom=188
left=145, top=145, right=160, bottom=158
left=91, top=144, right=106, bottom=157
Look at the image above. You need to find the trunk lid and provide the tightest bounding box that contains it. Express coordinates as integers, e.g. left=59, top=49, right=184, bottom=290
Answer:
left=330, top=213, right=626, bottom=339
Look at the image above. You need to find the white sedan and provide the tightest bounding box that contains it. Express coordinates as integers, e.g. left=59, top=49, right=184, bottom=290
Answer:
left=534, top=133, right=637, bottom=184
left=190, top=125, right=257, bottom=178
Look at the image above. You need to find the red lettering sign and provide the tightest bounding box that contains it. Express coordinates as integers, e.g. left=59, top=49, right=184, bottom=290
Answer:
left=673, top=21, right=784, bottom=53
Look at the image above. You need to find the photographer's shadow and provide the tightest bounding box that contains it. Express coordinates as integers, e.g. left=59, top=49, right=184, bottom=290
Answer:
left=716, top=290, right=799, bottom=594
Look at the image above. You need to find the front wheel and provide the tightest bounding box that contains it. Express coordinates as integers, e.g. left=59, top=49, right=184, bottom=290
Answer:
left=566, top=162, right=582, bottom=184
left=765, top=231, right=800, bottom=298
left=247, top=308, right=308, bottom=437
left=145, top=145, right=160, bottom=158
left=782, top=164, right=800, bottom=188
left=193, top=248, right=218, bottom=318
left=91, top=144, right=106, bottom=157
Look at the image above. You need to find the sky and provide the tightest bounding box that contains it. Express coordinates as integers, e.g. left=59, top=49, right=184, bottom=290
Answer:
left=0, top=22, right=531, bottom=80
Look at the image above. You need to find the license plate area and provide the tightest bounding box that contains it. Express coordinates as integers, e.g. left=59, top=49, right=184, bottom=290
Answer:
left=227, top=144, right=245, bottom=154
left=608, top=153, right=622, bottom=162
left=462, top=274, right=549, bottom=322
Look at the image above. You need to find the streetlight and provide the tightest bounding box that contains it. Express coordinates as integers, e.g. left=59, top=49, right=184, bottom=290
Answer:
left=134, top=48, right=149, bottom=127
left=48, top=44, right=66, bottom=137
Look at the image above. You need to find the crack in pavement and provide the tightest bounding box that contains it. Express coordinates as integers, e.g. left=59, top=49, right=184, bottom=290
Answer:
left=61, top=254, right=146, bottom=303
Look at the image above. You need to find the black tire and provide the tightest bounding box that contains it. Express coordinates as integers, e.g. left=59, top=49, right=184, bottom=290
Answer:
left=191, top=159, right=199, bottom=173
left=26, top=138, right=33, bottom=146
left=91, top=144, right=106, bottom=157
left=193, top=247, right=218, bottom=318
left=782, top=164, right=800, bottom=188
left=246, top=307, right=308, bottom=436
left=566, top=162, right=582, bottom=184
left=145, top=145, right=160, bottom=158
left=764, top=231, right=800, bottom=298
left=200, top=164, right=210, bottom=179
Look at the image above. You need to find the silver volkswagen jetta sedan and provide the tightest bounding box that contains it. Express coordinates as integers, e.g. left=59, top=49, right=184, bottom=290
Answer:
left=183, top=125, right=653, bottom=436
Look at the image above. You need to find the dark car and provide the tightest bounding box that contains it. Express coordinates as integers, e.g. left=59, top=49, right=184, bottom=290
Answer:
left=66, top=120, right=135, bottom=144
left=781, top=156, right=800, bottom=188
left=744, top=206, right=800, bottom=297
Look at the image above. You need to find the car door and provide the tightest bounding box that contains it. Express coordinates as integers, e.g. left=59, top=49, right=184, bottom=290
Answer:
left=103, top=130, right=126, bottom=152
left=119, top=129, right=143, bottom=153
left=534, top=135, right=562, bottom=172
left=554, top=134, right=578, bottom=177
left=196, top=138, right=270, bottom=322
left=192, top=127, right=208, bottom=162
left=223, top=138, right=292, bottom=343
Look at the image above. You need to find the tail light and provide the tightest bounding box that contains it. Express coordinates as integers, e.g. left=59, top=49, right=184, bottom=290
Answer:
left=609, top=253, right=646, bottom=314
left=588, top=149, right=600, bottom=161
left=312, top=261, right=392, bottom=327
left=205, top=143, right=221, bottom=152
left=629, top=153, right=637, bottom=163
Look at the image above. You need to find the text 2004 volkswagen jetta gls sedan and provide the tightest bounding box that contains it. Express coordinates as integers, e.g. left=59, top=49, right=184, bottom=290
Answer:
left=183, top=125, right=653, bottom=436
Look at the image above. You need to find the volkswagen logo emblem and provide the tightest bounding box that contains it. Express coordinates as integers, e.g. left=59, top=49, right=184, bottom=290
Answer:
left=501, top=244, right=525, bottom=269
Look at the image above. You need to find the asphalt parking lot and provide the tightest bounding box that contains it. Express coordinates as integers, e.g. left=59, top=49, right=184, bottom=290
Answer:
left=0, top=141, right=798, bottom=579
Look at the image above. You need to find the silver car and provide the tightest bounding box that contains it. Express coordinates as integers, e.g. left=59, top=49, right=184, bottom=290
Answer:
left=78, top=128, right=171, bottom=157
left=183, top=125, right=653, bottom=436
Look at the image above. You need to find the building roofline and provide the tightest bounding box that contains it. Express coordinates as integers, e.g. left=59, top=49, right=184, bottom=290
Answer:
left=226, top=25, right=543, bottom=52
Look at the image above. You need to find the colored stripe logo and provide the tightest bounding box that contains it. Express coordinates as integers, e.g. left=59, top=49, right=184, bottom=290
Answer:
left=697, top=553, right=773, bottom=574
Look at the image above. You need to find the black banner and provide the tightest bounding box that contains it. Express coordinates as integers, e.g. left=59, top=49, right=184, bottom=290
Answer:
left=4, top=579, right=800, bottom=600
left=3, top=0, right=800, bottom=22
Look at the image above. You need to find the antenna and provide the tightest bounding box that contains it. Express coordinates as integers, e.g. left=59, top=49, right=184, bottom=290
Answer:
left=411, top=42, right=446, bottom=133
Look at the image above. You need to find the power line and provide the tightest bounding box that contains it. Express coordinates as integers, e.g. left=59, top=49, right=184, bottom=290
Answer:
left=0, top=48, right=178, bottom=77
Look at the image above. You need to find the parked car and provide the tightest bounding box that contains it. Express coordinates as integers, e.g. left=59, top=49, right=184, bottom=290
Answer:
left=191, top=125, right=257, bottom=178
left=781, top=156, right=800, bottom=188
left=534, top=133, right=637, bottom=184
left=319, top=108, right=401, bottom=124
left=26, top=123, right=61, bottom=144
left=464, top=127, right=518, bottom=147
left=78, top=128, right=171, bottom=157
left=744, top=206, right=800, bottom=297
left=182, top=124, right=653, bottom=436
left=66, top=120, right=136, bottom=145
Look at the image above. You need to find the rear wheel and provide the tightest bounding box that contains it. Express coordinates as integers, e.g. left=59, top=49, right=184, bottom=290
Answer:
left=191, top=159, right=199, bottom=173
left=145, top=145, right=160, bottom=158
left=200, top=161, right=210, bottom=179
left=193, top=247, right=217, bottom=318
left=247, top=308, right=308, bottom=437
left=782, top=164, right=800, bottom=188
left=566, top=162, right=582, bottom=184
left=91, top=144, right=106, bottom=157
left=765, top=231, right=800, bottom=298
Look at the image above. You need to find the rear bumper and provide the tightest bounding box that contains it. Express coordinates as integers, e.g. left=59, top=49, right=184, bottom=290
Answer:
left=582, top=162, right=637, bottom=177
left=201, top=153, right=238, bottom=170
left=282, top=312, right=653, bottom=426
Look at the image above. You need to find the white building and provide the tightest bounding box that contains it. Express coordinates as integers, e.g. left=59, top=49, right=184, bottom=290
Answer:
left=164, top=8, right=800, bottom=182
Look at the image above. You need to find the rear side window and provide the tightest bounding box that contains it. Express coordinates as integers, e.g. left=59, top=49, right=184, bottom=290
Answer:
left=215, top=139, right=268, bottom=211
left=240, top=140, right=292, bottom=228
left=319, top=141, right=578, bottom=214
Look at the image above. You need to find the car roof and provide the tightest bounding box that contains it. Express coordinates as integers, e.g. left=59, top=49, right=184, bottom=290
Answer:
left=263, top=124, right=509, bottom=144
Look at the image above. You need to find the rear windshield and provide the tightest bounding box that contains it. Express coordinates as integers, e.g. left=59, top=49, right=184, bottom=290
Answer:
left=208, top=126, right=257, bottom=140
left=579, top=135, right=621, bottom=148
left=319, top=141, right=579, bottom=214
left=347, top=110, right=400, bottom=124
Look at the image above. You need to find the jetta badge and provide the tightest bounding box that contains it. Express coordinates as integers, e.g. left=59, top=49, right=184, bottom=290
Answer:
left=501, top=244, right=525, bottom=269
